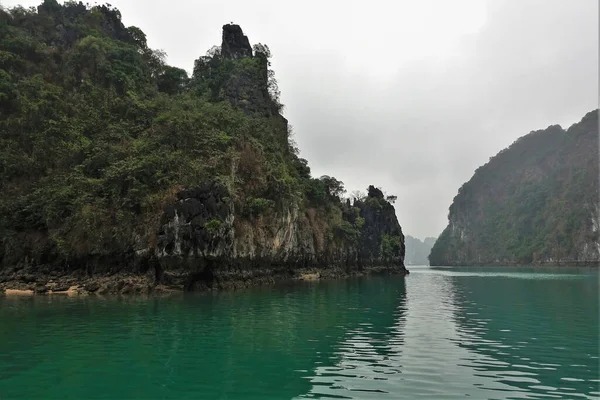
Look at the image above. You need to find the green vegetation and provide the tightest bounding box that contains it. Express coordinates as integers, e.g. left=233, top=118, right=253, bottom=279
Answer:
left=245, top=198, right=274, bottom=217
left=0, top=1, right=405, bottom=269
left=204, top=219, right=222, bottom=234
left=429, top=110, right=599, bottom=266
left=381, top=234, right=403, bottom=261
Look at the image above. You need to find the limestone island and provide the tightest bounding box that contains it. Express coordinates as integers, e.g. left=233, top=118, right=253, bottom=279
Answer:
left=0, top=2, right=408, bottom=295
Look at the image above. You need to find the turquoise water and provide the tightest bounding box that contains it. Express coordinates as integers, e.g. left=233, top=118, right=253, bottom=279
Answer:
left=0, top=266, right=598, bottom=399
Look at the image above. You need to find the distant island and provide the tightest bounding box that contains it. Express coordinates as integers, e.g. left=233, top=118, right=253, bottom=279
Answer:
left=0, top=1, right=407, bottom=295
left=429, top=110, right=599, bottom=267
left=404, top=235, right=436, bottom=266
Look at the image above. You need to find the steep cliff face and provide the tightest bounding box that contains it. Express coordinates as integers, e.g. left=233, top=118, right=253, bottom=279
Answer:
left=152, top=184, right=405, bottom=291
left=430, top=110, right=599, bottom=266
left=0, top=3, right=406, bottom=294
left=220, top=24, right=253, bottom=59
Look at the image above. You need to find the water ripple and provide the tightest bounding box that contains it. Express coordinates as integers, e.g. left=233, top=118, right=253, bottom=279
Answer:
left=0, top=268, right=598, bottom=399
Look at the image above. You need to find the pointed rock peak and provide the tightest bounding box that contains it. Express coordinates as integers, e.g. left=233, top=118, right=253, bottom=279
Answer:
left=221, top=24, right=252, bottom=59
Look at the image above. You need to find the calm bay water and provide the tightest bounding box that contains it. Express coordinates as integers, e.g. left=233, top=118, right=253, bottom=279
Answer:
left=0, top=266, right=598, bottom=399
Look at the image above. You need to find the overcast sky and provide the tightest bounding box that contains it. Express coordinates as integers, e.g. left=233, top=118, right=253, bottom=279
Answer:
left=4, top=0, right=598, bottom=238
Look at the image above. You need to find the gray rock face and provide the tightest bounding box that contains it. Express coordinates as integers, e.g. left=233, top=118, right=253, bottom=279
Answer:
left=221, top=24, right=252, bottom=59
left=150, top=184, right=407, bottom=290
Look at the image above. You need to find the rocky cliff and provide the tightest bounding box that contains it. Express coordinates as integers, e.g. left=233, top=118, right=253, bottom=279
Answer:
left=0, top=3, right=406, bottom=294
left=220, top=24, right=252, bottom=59
left=151, top=184, right=405, bottom=291
left=429, top=110, right=599, bottom=266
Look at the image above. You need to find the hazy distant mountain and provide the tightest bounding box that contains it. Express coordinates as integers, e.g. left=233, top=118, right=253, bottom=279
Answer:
left=405, top=235, right=437, bottom=265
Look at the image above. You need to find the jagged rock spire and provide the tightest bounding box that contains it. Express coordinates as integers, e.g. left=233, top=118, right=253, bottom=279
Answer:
left=221, top=24, right=252, bottom=59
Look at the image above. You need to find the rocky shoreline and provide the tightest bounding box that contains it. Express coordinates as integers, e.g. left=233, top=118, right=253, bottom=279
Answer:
left=0, top=264, right=408, bottom=296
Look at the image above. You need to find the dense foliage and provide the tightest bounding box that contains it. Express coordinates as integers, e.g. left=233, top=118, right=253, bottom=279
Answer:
left=429, top=110, right=599, bottom=266
left=0, top=1, right=403, bottom=269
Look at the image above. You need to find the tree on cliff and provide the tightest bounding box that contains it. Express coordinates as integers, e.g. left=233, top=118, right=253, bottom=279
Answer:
left=319, top=176, right=346, bottom=200
left=0, top=2, right=406, bottom=273
left=253, top=42, right=280, bottom=108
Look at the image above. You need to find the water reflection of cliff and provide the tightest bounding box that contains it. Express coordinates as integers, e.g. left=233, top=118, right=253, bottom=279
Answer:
left=298, top=277, right=407, bottom=399
left=300, top=267, right=600, bottom=399
left=0, top=276, right=408, bottom=399
left=5, top=269, right=594, bottom=399
left=446, top=270, right=599, bottom=398
left=216, top=276, right=408, bottom=399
